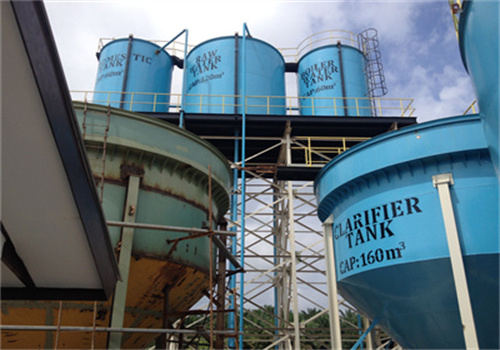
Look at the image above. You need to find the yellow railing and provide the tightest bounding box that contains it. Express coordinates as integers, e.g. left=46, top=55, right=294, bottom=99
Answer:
left=449, top=0, right=463, bottom=40
left=463, top=100, right=478, bottom=115
left=71, top=90, right=415, bottom=117
left=278, top=30, right=362, bottom=62
left=292, top=136, right=370, bottom=166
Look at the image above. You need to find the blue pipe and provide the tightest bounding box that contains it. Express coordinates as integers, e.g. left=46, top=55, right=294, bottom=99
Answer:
left=351, top=319, right=379, bottom=350
left=180, top=30, right=189, bottom=128
left=154, top=29, right=189, bottom=127
left=238, top=22, right=251, bottom=350
left=228, top=130, right=240, bottom=350
left=156, top=29, right=187, bottom=53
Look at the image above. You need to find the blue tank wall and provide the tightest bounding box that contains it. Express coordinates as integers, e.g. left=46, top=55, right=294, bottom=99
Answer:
left=315, top=115, right=499, bottom=349
left=94, top=38, right=173, bottom=112
left=459, top=0, right=500, bottom=177
left=298, top=45, right=371, bottom=116
left=184, top=36, right=286, bottom=115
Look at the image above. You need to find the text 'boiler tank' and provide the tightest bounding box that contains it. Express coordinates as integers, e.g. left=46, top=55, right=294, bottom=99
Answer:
left=184, top=36, right=286, bottom=115
left=298, top=44, right=371, bottom=116
left=94, top=37, right=173, bottom=112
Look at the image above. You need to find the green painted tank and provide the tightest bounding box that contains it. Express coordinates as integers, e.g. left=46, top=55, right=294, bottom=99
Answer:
left=1, top=102, right=231, bottom=349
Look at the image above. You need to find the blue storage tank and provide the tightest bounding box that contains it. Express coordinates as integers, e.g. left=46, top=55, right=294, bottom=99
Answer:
left=459, top=0, right=500, bottom=176
left=298, top=44, right=371, bottom=116
left=184, top=36, right=286, bottom=115
left=93, top=37, right=173, bottom=112
left=315, top=115, right=499, bottom=349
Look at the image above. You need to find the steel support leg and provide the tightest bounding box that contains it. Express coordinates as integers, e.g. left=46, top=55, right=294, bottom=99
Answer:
left=323, top=215, right=342, bottom=350
left=433, top=173, right=479, bottom=349
left=287, top=181, right=301, bottom=350
left=109, top=174, right=141, bottom=348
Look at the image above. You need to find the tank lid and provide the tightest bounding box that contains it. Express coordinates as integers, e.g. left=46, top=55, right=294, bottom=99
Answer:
left=314, top=114, right=487, bottom=221
left=186, top=35, right=284, bottom=62
left=297, top=43, right=364, bottom=65
left=99, top=37, right=172, bottom=58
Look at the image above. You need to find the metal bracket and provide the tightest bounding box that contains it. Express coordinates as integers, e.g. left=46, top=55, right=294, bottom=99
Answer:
left=432, top=172, right=479, bottom=349
left=323, top=215, right=343, bottom=350
left=108, top=174, right=141, bottom=349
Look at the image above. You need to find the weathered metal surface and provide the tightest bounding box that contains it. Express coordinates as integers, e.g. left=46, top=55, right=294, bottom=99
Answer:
left=1, top=103, right=231, bottom=349
left=1, top=258, right=210, bottom=348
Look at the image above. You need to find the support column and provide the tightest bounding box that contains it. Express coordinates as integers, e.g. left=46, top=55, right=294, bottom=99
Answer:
left=323, top=215, right=342, bottom=350
left=363, top=316, right=374, bottom=350
left=286, top=181, right=301, bottom=350
left=215, top=219, right=228, bottom=350
left=108, top=173, right=141, bottom=348
left=156, top=285, right=172, bottom=349
left=433, top=173, right=479, bottom=349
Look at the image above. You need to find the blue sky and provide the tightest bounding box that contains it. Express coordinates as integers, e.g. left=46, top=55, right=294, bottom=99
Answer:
left=45, top=0, right=475, bottom=122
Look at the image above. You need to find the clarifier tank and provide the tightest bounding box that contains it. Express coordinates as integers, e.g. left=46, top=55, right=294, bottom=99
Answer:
left=315, top=1, right=499, bottom=346
left=459, top=0, right=500, bottom=175
left=315, top=115, right=498, bottom=348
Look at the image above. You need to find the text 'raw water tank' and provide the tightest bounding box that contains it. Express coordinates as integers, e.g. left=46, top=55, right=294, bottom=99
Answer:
left=94, top=37, right=173, bottom=112
left=184, top=36, right=286, bottom=115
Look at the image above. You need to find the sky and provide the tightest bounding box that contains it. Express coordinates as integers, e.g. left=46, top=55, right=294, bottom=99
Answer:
left=44, top=0, right=476, bottom=123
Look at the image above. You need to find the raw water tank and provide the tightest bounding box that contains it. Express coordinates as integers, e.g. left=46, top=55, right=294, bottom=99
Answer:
left=1, top=102, right=232, bottom=349
left=184, top=36, right=286, bottom=115
left=297, top=42, right=371, bottom=116
left=93, top=36, right=173, bottom=112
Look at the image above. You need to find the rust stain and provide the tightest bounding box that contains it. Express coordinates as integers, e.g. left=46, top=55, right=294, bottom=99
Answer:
left=1, top=257, right=210, bottom=349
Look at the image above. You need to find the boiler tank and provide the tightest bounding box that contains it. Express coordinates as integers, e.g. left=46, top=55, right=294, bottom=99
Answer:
left=297, top=44, right=371, bottom=116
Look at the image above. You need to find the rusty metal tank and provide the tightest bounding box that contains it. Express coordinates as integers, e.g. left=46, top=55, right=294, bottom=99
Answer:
left=1, top=102, right=231, bottom=348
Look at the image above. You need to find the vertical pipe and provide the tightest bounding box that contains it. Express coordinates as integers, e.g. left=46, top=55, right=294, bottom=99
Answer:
left=234, top=33, right=239, bottom=115
left=238, top=22, right=250, bottom=350
left=273, top=183, right=279, bottom=350
left=120, top=35, right=134, bottom=110
left=323, top=216, right=342, bottom=350
left=336, top=42, right=349, bottom=116
left=287, top=181, right=301, bottom=350
left=216, top=219, right=229, bottom=350
left=363, top=316, right=374, bottom=350
left=228, top=130, right=239, bottom=350
left=156, top=285, right=171, bottom=349
left=180, top=30, right=189, bottom=128
left=208, top=166, right=215, bottom=349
